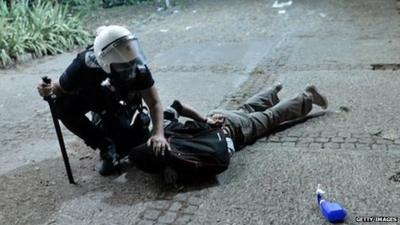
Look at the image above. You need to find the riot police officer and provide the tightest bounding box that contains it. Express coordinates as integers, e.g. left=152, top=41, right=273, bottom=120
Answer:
left=38, top=25, right=169, bottom=175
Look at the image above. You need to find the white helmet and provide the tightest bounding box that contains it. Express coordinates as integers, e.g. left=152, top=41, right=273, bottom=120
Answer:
left=94, top=25, right=145, bottom=74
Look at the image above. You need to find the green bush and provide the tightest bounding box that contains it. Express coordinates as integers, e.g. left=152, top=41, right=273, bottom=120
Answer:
left=59, top=0, right=153, bottom=10
left=0, top=0, right=91, bottom=68
left=59, top=0, right=100, bottom=13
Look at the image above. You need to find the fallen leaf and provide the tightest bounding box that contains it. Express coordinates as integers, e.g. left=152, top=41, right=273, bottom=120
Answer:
left=339, top=106, right=350, bottom=112
left=79, top=154, right=92, bottom=160
left=370, top=129, right=383, bottom=136
left=382, top=129, right=398, bottom=141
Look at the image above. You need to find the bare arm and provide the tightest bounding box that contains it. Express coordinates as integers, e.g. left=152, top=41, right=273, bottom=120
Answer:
left=140, top=86, right=169, bottom=155
left=141, top=86, right=164, bottom=136
left=179, top=102, right=207, bottom=122
left=52, top=82, right=69, bottom=96
left=179, top=101, right=224, bottom=127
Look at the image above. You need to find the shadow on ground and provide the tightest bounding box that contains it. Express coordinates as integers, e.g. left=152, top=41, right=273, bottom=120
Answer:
left=0, top=139, right=223, bottom=224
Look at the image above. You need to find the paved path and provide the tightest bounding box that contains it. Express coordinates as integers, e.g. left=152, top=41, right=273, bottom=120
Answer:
left=0, top=0, right=399, bottom=225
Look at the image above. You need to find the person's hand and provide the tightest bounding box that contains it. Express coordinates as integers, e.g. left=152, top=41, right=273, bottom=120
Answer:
left=206, top=114, right=225, bottom=127
left=37, top=81, right=53, bottom=97
left=147, top=134, right=170, bottom=157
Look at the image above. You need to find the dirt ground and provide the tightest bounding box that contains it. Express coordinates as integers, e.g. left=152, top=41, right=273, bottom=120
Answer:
left=2, top=1, right=278, bottom=224
left=1, top=0, right=400, bottom=224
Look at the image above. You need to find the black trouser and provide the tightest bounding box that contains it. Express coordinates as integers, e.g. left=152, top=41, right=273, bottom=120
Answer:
left=54, top=87, right=148, bottom=156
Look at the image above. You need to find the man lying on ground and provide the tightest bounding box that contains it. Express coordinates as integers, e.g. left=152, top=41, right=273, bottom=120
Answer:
left=176, top=83, right=327, bottom=150
left=130, top=84, right=328, bottom=182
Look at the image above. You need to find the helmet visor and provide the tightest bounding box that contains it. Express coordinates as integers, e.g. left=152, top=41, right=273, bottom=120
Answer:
left=100, top=35, right=146, bottom=70
left=111, top=59, right=137, bottom=72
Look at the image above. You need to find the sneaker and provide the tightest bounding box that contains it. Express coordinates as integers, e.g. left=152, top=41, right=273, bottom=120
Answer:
left=305, top=85, right=328, bottom=109
left=273, top=82, right=283, bottom=93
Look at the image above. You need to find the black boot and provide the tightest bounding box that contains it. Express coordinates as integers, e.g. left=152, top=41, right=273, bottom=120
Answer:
left=98, top=144, right=119, bottom=176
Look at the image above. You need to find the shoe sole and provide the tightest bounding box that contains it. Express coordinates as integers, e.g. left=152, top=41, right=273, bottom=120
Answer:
left=305, top=85, right=328, bottom=109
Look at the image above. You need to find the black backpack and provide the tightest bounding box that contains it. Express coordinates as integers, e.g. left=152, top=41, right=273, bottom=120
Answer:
left=129, top=121, right=231, bottom=176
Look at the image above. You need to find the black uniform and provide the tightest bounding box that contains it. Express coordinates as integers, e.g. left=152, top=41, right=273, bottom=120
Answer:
left=55, top=48, right=154, bottom=156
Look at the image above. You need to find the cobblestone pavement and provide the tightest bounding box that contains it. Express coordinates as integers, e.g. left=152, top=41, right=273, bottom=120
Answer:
left=1, top=0, right=400, bottom=224
left=137, top=194, right=202, bottom=225
left=264, top=130, right=400, bottom=151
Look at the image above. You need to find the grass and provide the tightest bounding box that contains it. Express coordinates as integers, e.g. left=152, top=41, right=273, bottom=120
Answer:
left=0, top=0, right=91, bottom=68
left=0, top=0, right=185, bottom=68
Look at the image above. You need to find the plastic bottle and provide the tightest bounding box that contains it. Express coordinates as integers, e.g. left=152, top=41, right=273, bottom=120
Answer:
left=316, top=184, right=347, bottom=223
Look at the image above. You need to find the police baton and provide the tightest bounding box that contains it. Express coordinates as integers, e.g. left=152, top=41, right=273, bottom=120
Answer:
left=41, top=76, right=76, bottom=184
